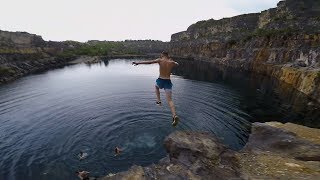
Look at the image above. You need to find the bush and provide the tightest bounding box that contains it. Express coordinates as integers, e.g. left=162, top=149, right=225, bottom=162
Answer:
left=0, top=66, right=15, bottom=76
left=251, top=28, right=298, bottom=38
left=59, top=41, right=147, bottom=57
left=227, top=39, right=237, bottom=47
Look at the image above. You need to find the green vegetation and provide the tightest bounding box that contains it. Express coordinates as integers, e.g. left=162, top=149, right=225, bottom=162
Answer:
left=249, top=28, right=298, bottom=38
left=0, top=66, right=15, bottom=76
left=273, top=15, right=298, bottom=21
left=273, top=16, right=283, bottom=21
left=59, top=42, right=140, bottom=57
left=226, top=39, right=237, bottom=47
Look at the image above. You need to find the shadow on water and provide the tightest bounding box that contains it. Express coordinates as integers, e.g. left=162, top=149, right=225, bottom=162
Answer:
left=173, top=58, right=320, bottom=128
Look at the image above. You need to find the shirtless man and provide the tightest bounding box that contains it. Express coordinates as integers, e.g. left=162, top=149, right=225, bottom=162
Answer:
left=132, top=52, right=180, bottom=126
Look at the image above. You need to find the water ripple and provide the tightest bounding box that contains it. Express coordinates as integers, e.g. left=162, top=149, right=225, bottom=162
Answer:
left=0, top=60, right=251, bottom=180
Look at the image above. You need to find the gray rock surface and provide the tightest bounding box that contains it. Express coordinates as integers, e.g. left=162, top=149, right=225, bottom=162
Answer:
left=169, top=0, right=320, bottom=103
left=100, top=122, right=320, bottom=180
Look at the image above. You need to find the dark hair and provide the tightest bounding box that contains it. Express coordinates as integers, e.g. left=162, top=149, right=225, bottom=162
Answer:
left=161, top=52, right=169, bottom=57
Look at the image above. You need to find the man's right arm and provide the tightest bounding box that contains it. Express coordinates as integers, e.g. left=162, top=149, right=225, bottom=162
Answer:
left=133, top=59, right=160, bottom=66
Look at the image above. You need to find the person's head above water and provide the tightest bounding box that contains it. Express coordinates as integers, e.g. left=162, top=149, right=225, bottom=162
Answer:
left=114, top=147, right=121, bottom=154
left=161, top=51, right=169, bottom=58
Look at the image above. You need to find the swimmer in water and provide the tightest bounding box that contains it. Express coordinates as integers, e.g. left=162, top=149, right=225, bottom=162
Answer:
left=132, top=52, right=180, bottom=126
left=78, top=151, right=88, bottom=160
left=75, top=170, right=90, bottom=180
left=114, top=147, right=122, bottom=156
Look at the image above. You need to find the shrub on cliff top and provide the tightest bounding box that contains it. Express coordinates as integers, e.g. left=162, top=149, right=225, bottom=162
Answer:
left=226, top=39, right=237, bottom=47
left=0, top=66, right=15, bottom=76
left=58, top=41, right=141, bottom=57
left=251, top=28, right=298, bottom=38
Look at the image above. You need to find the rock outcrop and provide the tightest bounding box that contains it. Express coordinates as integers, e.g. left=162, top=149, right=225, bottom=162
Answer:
left=169, top=0, right=320, bottom=103
left=0, top=30, right=79, bottom=84
left=100, top=122, right=320, bottom=179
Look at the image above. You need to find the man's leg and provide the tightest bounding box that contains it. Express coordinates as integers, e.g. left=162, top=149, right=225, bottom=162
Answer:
left=155, top=85, right=161, bottom=103
left=165, top=90, right=176, bottom=117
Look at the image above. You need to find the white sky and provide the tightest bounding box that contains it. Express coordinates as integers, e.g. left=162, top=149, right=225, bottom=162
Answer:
left=0, top=0, right=279, bottom=42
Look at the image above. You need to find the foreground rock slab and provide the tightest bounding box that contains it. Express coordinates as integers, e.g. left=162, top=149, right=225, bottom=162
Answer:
left=239, top=122, right=320, bottom=179
left=100, top=122, right=320, bottom=180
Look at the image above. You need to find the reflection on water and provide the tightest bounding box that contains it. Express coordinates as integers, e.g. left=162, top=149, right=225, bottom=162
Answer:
left=173, top=58, right=320, bottom=128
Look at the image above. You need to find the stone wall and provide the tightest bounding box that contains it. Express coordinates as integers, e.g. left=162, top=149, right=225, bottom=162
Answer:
left=169, top=0, right=320, bottom=103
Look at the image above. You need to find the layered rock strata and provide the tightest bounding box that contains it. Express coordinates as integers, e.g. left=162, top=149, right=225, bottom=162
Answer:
left=169, top=0, right=320, bottom=103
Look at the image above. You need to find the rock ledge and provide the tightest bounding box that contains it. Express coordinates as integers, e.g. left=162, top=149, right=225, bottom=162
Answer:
left=101, top=122, right=320, bottom=180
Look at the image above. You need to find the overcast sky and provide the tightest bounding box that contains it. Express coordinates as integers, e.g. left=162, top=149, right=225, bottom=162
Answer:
left=0, top=0, right=279, bottom=42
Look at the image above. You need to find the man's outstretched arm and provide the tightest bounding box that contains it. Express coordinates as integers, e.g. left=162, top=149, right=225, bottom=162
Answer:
left=132, top=59, right=160, bottom=65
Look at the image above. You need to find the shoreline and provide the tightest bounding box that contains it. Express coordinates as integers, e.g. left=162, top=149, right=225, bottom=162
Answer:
left=0, top=56, right=76, bottom=85
left=0, top=54, right=159, bottom=85
left=68, top=54, right=159, bottom=65
left=100, top=122, right=320, bottom=179
left=173, top=56, right=320, bottom=105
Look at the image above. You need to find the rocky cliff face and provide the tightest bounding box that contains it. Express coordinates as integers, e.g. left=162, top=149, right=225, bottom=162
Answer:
left=0, top=30, right=46, bottom=48
left=100, top=122, right=320, bottom=179
left=169, top=0, right=320, bottom=103
left=0, top=30, right=78, bottom=84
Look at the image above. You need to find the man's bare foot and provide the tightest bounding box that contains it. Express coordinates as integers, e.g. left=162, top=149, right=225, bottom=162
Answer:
left=172, top=115, right=179, bottom=127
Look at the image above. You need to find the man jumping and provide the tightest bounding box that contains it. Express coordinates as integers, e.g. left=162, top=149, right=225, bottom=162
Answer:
left=132, top=52, right=180, bottom=126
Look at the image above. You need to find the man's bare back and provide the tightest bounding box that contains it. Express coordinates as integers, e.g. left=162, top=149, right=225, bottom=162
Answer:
left=158, top=57, right=178, bottom=79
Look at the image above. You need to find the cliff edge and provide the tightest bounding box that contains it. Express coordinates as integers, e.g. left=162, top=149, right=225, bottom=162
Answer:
left=169, top=0, right=320, bottom=103
left=101, top=122, right=320, bottom=179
